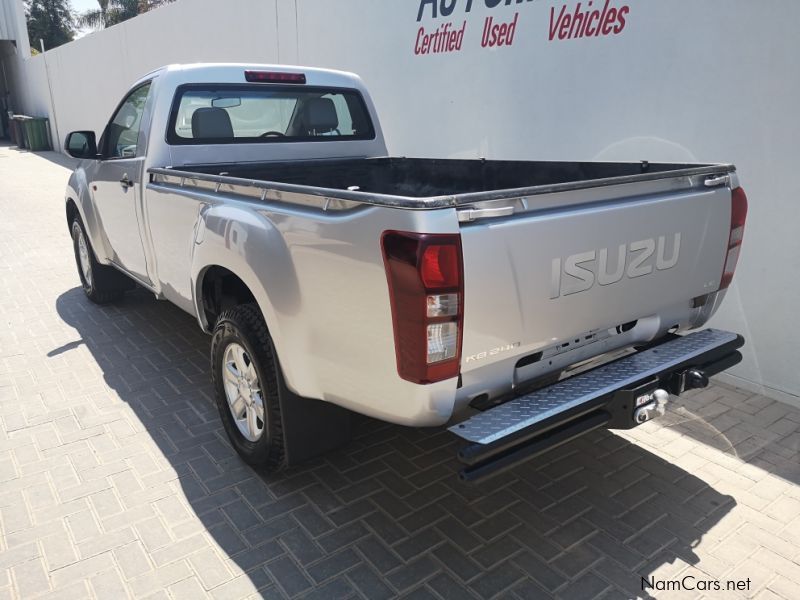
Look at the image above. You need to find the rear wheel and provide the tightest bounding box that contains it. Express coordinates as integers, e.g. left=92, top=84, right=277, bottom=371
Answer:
left=211, top=303, right=285, bottom=471
left=70, top=218, right=130, bottom=304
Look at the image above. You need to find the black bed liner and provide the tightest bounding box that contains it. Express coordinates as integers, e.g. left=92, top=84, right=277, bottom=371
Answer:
left=184, top=157, right=732, bottom=198
left=150, top=157, right=735, bottom=210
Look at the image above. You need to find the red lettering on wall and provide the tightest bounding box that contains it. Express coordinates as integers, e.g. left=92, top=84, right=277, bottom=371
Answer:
left=549, top=1, right=629, bottom=41
left=481, top=13, right=519, bottom=48
left=414, top=21, right=466, bottom=55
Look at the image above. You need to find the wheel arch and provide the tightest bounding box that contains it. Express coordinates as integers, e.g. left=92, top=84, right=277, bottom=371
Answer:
left=189, top=204, right=306, bottom=396
left=197, top=265, right=258, bottom=331
left=65, top=171, right=112, bottom=264
left=66, top=197, right=80, bottom=230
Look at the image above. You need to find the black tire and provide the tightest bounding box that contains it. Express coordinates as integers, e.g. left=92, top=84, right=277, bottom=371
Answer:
left=210, top=303, right=285, bottom=471
left=70, top=218, right=131, bottom=304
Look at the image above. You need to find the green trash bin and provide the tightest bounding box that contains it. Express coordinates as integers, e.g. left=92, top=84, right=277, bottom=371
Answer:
left=24, top=117, right=52, bottom=151
left=28, top=117, right=52, bottom=150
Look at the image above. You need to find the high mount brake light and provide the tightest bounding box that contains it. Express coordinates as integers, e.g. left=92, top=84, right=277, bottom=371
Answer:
left=718, top=187, right=748, bottom=290
left=381, top=232, right=464, bottom=384
left=244, top=70, right=307, bottom=84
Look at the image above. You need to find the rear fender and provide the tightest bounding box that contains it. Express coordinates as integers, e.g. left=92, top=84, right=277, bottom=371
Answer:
left=190, top=204, right=304, bottom=393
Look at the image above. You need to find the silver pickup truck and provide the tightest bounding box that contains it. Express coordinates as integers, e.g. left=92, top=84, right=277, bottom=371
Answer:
left=64, top=64, right=747, bottom=480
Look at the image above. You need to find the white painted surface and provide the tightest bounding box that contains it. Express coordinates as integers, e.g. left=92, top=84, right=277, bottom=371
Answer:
left=0, top=0, right=29, bottom=47
left=6, top=0, right=799, bottom=400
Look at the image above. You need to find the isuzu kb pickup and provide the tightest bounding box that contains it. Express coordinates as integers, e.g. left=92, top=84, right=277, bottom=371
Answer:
left=64, top=64, right=747, bottom=480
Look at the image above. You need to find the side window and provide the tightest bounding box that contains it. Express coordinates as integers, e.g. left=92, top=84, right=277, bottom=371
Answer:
left=105, top=83, right=151, bottom=159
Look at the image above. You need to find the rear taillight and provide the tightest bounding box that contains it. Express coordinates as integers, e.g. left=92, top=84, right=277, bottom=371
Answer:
left=718, top=186, right=748, bottom=290
left=381, top=232, right=464, bottom=384
left=244, top=70, right=306, bottom=84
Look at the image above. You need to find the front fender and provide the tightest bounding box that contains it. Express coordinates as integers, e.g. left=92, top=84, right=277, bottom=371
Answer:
left=66, top=162, right=112, bottom=264
left=190, top=204, right=305, bottom=393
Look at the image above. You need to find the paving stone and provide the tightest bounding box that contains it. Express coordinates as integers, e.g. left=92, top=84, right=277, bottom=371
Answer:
left=279, top=528, right=324, bottom=566
left=41, top=531, right=79, bottom=571
left=113, top=541, right=153, bottom=580
left=221, top=499, right=262, bottom=533
left=393, top=528, right=444, bottom=562
left=35, top=581, right=92, bottom=600
left=346, top=563, right=395, bottom=600
left=471, top=537, right=523, bottom=570
left=434, top=517, right=483, bottom=553
left=50, top=552, right=115, bottom=588
left=135, top=517, right=174, bottom=553
left=208, top=574, right=260, bottom=600
left=298, top=576, right=354, bottom=600
left=768, top=574, right=800, bottom=600
left=127, top=560, right=194, bottom=597
left=469, top=561, right=525, bottom=598
left=89, top=569, right=129, bottom=599
left=77, top=526, right=137, bottom=559
left=12, top=558, right=51, bottom=597
left=65, top=509, right=101, bottom=544
left=168, top=576, right=206, bottom=600
left=265, top=556, right=312, bottom=597
left=306, top=548, right=360, bottom=583
left=557, top=571, right=610, bottom=600
left=151, top=533, right=208, bottom=567
left=513, top=551, right=566, bottom=592
left=387, top=555, right=439, bottom=592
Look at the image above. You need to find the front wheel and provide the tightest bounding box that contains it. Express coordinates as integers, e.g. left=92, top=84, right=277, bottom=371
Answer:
left=70, top=218, right=130, bottom=304
left=210, top=303, right=285, bottom=470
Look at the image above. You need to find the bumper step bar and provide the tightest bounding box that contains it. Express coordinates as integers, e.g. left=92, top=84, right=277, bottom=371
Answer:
left=450, top=328, right=744, bottom=482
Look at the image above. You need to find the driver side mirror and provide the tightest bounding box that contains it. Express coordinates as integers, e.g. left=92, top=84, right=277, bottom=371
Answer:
left=65, top=131, right=98, bottom=159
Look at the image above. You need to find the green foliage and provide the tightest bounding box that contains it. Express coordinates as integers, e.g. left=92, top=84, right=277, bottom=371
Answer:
left=77, top=0, right=176, bottom=30
left=24, top=0, right=75, bottom=50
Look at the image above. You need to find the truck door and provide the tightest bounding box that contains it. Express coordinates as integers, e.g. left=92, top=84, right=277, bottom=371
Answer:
left=92, top=82, right=152, bottom=283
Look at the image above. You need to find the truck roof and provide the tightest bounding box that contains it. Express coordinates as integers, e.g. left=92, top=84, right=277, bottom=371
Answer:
left=133, top=63, right=364, bottom=90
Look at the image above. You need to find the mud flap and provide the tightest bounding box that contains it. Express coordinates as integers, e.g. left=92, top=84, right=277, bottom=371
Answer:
left=275, top=368, right=352, bottom=467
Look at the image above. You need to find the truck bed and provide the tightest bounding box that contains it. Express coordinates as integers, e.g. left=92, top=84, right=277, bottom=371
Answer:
left=150, top=158, right=734, bottom=209
left=144, top=150, right=741, bottom=433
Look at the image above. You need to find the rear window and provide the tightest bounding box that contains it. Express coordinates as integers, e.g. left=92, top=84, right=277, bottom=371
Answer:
left=167, top=84, right=374, bottom=144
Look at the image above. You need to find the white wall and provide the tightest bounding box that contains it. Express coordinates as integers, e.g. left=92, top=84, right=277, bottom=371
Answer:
left=0, top=0, right=29, bottom=47
left=1, top=0, right=30, bottom=115
left=15, top=0, right=287, bottom=147
left=11, top=0, right=800, bottom=403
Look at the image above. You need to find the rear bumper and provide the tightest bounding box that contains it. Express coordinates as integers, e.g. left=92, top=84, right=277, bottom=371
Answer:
left=449, top=328, right=744, bottom=482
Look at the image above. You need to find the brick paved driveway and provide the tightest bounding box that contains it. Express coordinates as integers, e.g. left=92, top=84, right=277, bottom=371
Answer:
left=1, top=144, right=799, bottom=599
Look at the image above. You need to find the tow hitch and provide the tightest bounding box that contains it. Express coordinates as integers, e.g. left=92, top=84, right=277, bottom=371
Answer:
left=633, top=388, right=669, bottom=424
left=450, top=329, right=744, bottom=482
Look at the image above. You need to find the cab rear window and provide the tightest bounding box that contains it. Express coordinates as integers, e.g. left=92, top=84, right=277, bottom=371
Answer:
left=167, top=84, right=374, bottom=144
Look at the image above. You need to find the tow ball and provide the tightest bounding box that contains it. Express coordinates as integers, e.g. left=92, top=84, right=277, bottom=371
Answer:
left=633, top=389, right=670, bottom=424
left=674, top=368, right=710, bottom=393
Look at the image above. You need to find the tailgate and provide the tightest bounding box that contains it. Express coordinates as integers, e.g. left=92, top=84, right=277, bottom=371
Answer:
left=459, top=182, right=731, bottom=377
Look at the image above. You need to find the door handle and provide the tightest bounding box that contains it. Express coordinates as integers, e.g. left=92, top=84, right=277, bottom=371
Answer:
left=120, top=175, right=134, bottom=188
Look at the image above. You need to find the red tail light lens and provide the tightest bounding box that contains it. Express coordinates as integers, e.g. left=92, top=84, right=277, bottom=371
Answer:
left=719, top=186, right=748, bottom=290
left=244, top=70, right=306, bottom=84
left=421, top=244, right=460, bottom=288
left=382, top=232, right=464, bottom=384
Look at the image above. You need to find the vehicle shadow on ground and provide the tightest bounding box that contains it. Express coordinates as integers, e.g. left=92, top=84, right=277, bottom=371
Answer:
left=53, top=286, right=735, bottom=599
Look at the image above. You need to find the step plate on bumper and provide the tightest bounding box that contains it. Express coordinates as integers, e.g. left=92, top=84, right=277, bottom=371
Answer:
left=450, top=328, right=739, bottom=445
